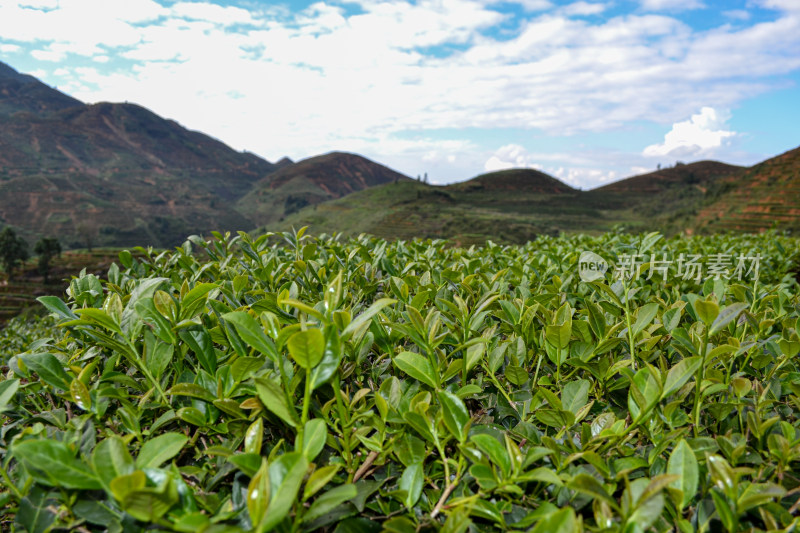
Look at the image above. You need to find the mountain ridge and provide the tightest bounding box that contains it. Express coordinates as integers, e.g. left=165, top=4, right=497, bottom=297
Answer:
left=1, top=60, right=799, bottom=248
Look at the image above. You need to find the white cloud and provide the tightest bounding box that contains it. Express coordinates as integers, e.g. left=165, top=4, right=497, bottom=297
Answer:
left=641, top=0, right=706, bottom=11
left=1, top=0, right=798, bottom=184
left=723, top=9, right=751, bottom=20
left=757, top=0, right=800, bottom=13
left=643, top=107, right=736, bottom=158
left=485, top=144, right=542, bottom=171
left=559, top=2, right=607, bottom=16
left=30, top=48, right=65, bottom=61
left=0, top=43, right=20, bottom=52
left=501, top=0, right=553, bottom=12
left=483, top=144, right=620, bottom=189
left=639, top=0, right=705, bottom=11
left=171, top=2, right=254, bottom=26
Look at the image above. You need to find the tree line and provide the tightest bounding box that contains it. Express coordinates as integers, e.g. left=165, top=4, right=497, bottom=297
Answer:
left=0, top=227, right=61, bottom=283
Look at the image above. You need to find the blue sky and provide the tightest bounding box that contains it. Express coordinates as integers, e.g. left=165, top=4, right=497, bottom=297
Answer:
left=1, top=0, right=798, bottom=188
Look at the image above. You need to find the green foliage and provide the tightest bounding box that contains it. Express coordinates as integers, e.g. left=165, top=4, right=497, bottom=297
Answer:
left=1, top=229, right=799, bottom=532
left=0, top=226, right=28, bottom=280
left=34, top=237, right=61, bottom=283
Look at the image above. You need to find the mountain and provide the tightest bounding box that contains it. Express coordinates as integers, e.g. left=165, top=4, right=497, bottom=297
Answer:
left=595, top=161, right=743, bottom=194
left=236, top=151, right=411, bottom=227
left=582, top=161, right=747, bottom=234
left=694, top=146, right=800, bottom=233
left=451, top=168, right=576, bottom=194
left=0, top=62, right=82, bottom=116
left=275, top=168, right=599, bottom=244
left=278, top=150, right=800, bottom=243
left=0, top=62, right=419, bottom=248
left=2, top=62, right=798, bottom=249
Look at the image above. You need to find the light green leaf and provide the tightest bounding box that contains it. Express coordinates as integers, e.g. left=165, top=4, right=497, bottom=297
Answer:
left=298, top=418, right=327, bottom=461
left=20, top=352, right=71, bottom=390
left=135, top=433, right=189, bottom=469
left=438, top=390, right=470, bottom=443
left=13, top=439, right=101, bottom=490
left=561, top=379, right=590, bottom=415
left=394, top=351, right=438, bottom=389
left=287, top=329, right=325, bottom=369
left=304, top=484, right=357, bottom=523
left=222, top=312, right=278, bottom=362
left=667, top=440, right=698, bottom=510
left=255, top=376, right=298, bottom=428
left=661, top=356, right=701, bottom=399
left=398, top=462, right=424, bottom=509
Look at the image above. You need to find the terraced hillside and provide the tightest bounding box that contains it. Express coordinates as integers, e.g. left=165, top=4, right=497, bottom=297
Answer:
left=695, top=146, right=800, bottom=233
left=0, top=249, right=120, bottom=323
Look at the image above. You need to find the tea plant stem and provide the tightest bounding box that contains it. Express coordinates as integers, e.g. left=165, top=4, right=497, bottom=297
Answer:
left=0, top=468, right=22, bottom=500
left=623, top=279, right=636, bottom=370
left=299, top=368, right=312, bottom=443
left=434, top=442, right=451, bottom=492
left=124, top=339, right=168, bottom=405
left=332, top=373, right=356, bottom=480
left=431, top=456, right=464, bottom=520
left=692, top=326, right=710, bottom=438
left=487, top=373, right=515, bottom=410
left=532, top=351, right=541, bottom=388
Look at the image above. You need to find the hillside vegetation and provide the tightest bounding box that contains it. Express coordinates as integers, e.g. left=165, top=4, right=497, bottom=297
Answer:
left=1, top=229, right=799, bottom=531
left=0, top=62, right=405, bottom=249
left=3, top=61, right=800, bottom=249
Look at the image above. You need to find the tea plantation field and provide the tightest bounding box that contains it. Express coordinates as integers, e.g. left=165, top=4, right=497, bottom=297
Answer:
left=1, top=229, right=799, bottom=532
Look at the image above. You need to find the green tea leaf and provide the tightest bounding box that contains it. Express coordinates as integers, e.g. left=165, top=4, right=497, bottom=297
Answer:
left=710, top=302, right=748, bottom=335
left=661, top=357, right=701, bottom=399
left=561, top=379, right=590, bottom=415
left=667, top=439, right=698, bottom=510
left=438, top=390, right=470, bottom=443
left=471, top=434, right=511, bottom=479
left=92, top=435, right=134, bottom=491
left=136, top=433, right=189, bottom=469
left=13, top=439, right=101, bottom=489
left=393, top=351, right=438, bottom=389
left=287, top=329, right=325, bottom=369
left=398, top=462, right=424, bottom=509
left=20, top=352, right=71, bottom=390
left=258, top=452, right=309, bottom=532
left=304, top=484, right=357, bottom=523
left=255, top=376, right=298, bottom=428
left=222, top=311, right=278, bottom=362
left=298, top=418, right=327, bottom=461
left=694, top=299, right=720, bottom=326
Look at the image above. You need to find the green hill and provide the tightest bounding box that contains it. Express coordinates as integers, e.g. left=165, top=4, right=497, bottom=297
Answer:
left=2, top=61, right=799, bottom=248
left=236, top=151, right=411, bottom=227
left=277, top=154, right=800, bottom=243
left=694, top=146, right=800, bottom=233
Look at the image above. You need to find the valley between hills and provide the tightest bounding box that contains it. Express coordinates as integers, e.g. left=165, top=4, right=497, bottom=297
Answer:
left=1, top=60, right=799, bottom=249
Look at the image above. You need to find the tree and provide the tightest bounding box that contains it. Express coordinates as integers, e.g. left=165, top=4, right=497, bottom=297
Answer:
left=0, top=227, right=29, bottom=280
left=34, top=237, right=61, bottom=284
left=76, top=221, right=98, bottom=252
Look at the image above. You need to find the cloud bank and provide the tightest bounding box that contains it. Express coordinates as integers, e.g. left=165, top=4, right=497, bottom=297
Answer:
left=0, top=0, right=798, bottom=187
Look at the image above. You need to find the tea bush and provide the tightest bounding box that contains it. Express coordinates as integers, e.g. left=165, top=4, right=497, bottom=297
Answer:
left=1, top=229, right=799, bottom=532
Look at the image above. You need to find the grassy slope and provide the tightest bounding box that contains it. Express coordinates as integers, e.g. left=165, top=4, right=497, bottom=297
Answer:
left=275, top=170, right=634, bottom=244
left=276, top=155, right=800, bottom=243
left=236, top=152, right=412, bottom=227
left=694, top=146, right=800, bottom=233
left=273, top=165, right=731, bottom=243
